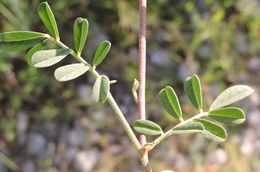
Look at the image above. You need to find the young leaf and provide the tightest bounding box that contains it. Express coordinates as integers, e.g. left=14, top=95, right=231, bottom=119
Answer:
left=38, top=2, right=59, bottom=39
left=109, top=80, right=117, bottom=84
left=93, top=41, right=111, bottom=67
left=74, top=17, right=89, bottom=54
left=172, top=122, right=203, bottom=134
left=92, top=75, right=110, bottom=103
left=184, top=74, right=203, bottom=110
left=32, top=48, right=70, bottom=68
left=194, top=118, right=227, bottom=142
left=210, top=85, right=254, bottom=111
left=209, top=107, right=245, bottom=125
left=54, top=63, right=89, bottom=82
left=132, top=79, right=139, bottom=103
left=159, top=86, right=183, bottom=120
left=26, top=40, right=47, bottom=66
left=0, top=31, right=46, bottom=51
left=134, top=120, right=163, bottom=136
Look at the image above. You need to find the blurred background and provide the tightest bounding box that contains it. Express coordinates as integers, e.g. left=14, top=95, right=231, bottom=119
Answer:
left=0, top=0, right=259, bottom=171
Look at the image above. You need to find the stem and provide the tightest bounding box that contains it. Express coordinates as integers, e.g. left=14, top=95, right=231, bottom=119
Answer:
left=48, top=36, right=142, bottom=151
left=106, top=92, right=142, bottom=150
left=149, top=112, right=208, bottom=150
left=139, top=1, right=151, bottom=171
left=48, top=35, right=207, bottom=172
left=138, top=0, right=147, bottom=146
left=51, top=36, right=154, bottom=170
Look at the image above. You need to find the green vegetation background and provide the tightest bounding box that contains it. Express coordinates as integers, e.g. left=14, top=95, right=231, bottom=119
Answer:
left=0, top=0, right=259, bottom=171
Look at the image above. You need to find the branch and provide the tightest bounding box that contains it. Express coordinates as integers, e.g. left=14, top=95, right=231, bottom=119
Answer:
left=48, top=36, right=142, bottom=151
left=148, top=112, right=209, bottom=150
left=138, top=1, right=152, bottom=171
left=138, top=0, right=147, bottom=146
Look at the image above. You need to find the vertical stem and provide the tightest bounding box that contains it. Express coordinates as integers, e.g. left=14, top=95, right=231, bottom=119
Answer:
left=138, top=0, right=147, bottom=147
left=139, top=0, right=152, bottom=172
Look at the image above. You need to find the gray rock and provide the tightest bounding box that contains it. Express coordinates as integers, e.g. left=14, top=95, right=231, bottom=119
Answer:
left=248, top=110, right=260, bottom=128
left=208, top=148, right=228, bottom=164
left=249, top=89, right=260, bottom=106
left=16, top=112, right=28, bottom=145
left=248, top=57, right=260, bottom=72
left=67, top=127, right=86, bottom=147
left=65, top=147, right=79, bottom=161
left=172, top=153, right=190, bottom=170
left=87, top=23, right=108, bottom=53
left=22, top=160, right=35, bottom=172
left=197, top=44, right=212, bottom=59
left=73, top=149, right=99, bottom=172
left=16, top=112, right=28, bottom=132
left=150, top=49, right=172, bottom=67
left=0, top=163, right=7, bottom=172
left=129, top=48, right=138, bottom=61
left=27, top=133, right=47, bottom=156
left=241, top=129, right=257, bottom=156
left=42, top=122, right=58, bottom=139
left=77, top=85, right=94, bottom=105
left=178, top=62, right=198, bottom=82
left=59, top=126, right=69, bottom=144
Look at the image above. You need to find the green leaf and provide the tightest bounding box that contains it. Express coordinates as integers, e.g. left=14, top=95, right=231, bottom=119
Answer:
left=32, top=48, right=70, bottom=68
left=132, top=79, right=139, bottom=103
left=172, top=122, right=204, bottom=134
left=74, top=17, right=89, bottom=54
left=194, top=118, right=227, bottom=142
left=92, top=75, right=110, bottom=103
left=209, top=107, right=245, bottom=125
left=0, top=31, right=46, bottom=51
left=93, top=41, right=111, bottom=67
left=134, top=120, right=163, bottom=136
left=210, top=85, right=254, bottom=111
left=184, top=74, right=203, bottom=110
left=38, top=2, right=59, bottom=39
left=54, top=63, right=89, bottom=82
left=26, top=39, right=47, bottom=66
left=159, top=86, right=183, bottom=120
left=109, top=80, right=117, bottom=84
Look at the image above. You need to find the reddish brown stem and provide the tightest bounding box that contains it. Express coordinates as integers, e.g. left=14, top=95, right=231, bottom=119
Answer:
left=138, top=0, right=152, bottom=171
left=138, top=0, right=147, bottom=146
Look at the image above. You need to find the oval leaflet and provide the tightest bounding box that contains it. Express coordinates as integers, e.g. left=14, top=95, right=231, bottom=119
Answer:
left=134, top=120, right=163, bottom=136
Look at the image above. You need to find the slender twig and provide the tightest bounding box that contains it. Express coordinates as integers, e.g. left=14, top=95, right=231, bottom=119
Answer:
left=138, top=1, right=152, bottom=172
left=138, top=0, right=147, bottom=146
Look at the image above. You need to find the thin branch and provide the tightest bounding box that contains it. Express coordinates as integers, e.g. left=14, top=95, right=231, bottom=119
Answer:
left=138, top=0, right=147, bottom=147
left=138, top=1, right=152, bottom=171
